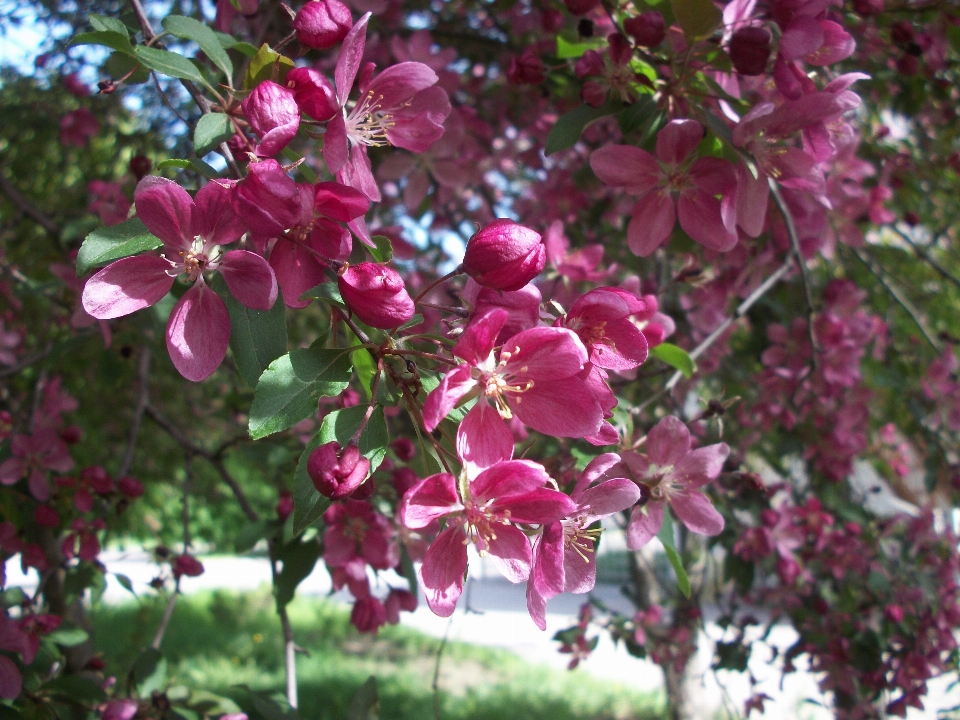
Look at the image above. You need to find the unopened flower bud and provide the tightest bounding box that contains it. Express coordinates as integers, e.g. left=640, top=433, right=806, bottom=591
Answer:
left=624, top=12, right=666, bottom=47
left=118, top=476, right=145, bottom=498
left=338, top=262, right=415, bottom=329
left=729, top=27, right=771, bottom=76
left=242, top=80, right=300, bottom=157
left=103, top=699, right=139, bottom=720
left=286, top=67, right=338, bottom=121
left=506, top=49, right=545, bottom=85
left=172, top=553, right=205, bottom=578
left=293, top=0, right=352, bottom=50
left=129, top=155, right=152, bottom=180
left=277, top=489, right=294, bottom=521
left=462, top=219, right=545, bottom=291
left=34, top=505, right=61, bottom=528
left=564, top=0, right=601, bottom=15
left=307, top=441, right=370, bottom=499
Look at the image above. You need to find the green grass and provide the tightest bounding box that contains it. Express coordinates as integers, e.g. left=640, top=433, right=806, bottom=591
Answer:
left=92, top=590, right=664, bottom=720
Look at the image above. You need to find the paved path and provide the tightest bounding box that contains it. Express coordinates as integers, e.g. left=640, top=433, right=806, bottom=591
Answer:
left=6, top=551, right=957, bottom=718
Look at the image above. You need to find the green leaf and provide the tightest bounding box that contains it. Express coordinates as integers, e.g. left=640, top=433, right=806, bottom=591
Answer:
left=114, top=573, right=136, bottom=596
left=701, top=108, right=735, bottom=148
left=189, top=158, right=221, bottom=179
left=43, top=675, right=107, bottom=703
left=0, top=587, right=28, bottom=608
left=657, top=511, right=691, bottom=598
left=156, top=158, right=193, bottom=171
left=76, top=218, right=162, bottom=276
left=235, top=520, right=278, bottom=553
left=617, top=96, right=657, bottom=135
left=244, top=43, right=294, bottom=90
left=369, top=235, right=393, bottom=263
left=130, top=648, right=163, bottom=689
left=162, top=15, right=234, bottom=83
left=103, top=51, right=149, bottom=84
left=134, top=46, right=207, bottom=87
left=546, top=101, right=621, bottom=156
left=555, top=33, right=605, bottom=59
left=46, top=627, right=89, bottom=647
left=301, top=282, right=344, bottom=308
left=649, top=342, right=696, bottom=378
left=275, top=537, right=321, bottom=607
left=292, top=405, right=388, bottom=535
left=89, top=14, right=129, bottom=36
left=248, top=348, right=353, bottom=440
left=219, top=278, right=288, bottom=388
left=671, top=0, right=721, bottom=41
left=194, top=112, right=235, bottom=155
left=70, top=30, right=135, bottom=56
left=348, top=677, right=380, bottom=720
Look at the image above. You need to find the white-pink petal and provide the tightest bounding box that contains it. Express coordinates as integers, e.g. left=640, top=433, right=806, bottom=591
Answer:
left=82, top=255, right=175, bottom=320
left=218, top=250, right=278, bottom=310
left=165, top=281, right=230, bottom=382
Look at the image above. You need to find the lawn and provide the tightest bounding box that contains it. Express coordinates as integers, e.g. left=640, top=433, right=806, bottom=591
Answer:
left=92, top=590, right=664, bottom=720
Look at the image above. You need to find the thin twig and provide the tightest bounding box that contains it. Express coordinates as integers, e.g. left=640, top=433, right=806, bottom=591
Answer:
left=851, top=247, right=940, bottom=351
left=432, top=616, right=454, bottom=720
left=151, top=578, right=180, bottom=650
left=267, top=537, right=299, bottom=709
left=118, top=348, right=151, bottom=478
left=891, top=225, right=960, bottom=291
left=0, top=170, right=61, bottom=236
left=769, top=179, right=820, bottom=364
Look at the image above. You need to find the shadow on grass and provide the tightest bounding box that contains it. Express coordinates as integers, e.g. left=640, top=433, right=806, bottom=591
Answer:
left=92, top=590, right=665, bottom=720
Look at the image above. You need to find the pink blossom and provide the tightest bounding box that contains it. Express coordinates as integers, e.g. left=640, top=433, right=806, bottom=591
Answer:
left=60, top=108, right=99, bottom=147
left=622, top=416, right=729, bottom=549
left=83, top=177, right=278, bottom=381
left=323, top=500, right=399, bottom=571
left=324, top=14, right=451, bottom=201
left=422, top=309, right=603, bottom=472
left=399, top=459, right=577, bottom=616
left=559, top=287, right=650, bottom=372
left=87, top=180, right=131, bottom=226
left=590, top=119, right=738, bottom=256
left=0, top=430, right=74, bottom=501
left=526, top=454, right=643, bottom=629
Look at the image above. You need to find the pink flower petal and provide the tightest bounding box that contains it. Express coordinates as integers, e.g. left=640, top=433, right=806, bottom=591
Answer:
left=218, top=250, right=278, bottom=310
left=626, top=501, right=664, bottom=550
left=487, top=524, right=533, bottom=583
left=677, top=190, right=739, bottom=252
left=399, top=473, right=462, bottom=529
left=454, top=308, right=507, bottom=365
left=365, top=62, right=439, bottom=109
left=735, top=163, right=768, bottom=237
left=388, top=86, right=451, bottom=153
left=269, top=240, right=327, bottom=310
left=471, top=459, right=550, bottom=500
left=323, top=113, right=350, bottom=175
left=422, top=364, right=476, bottom=432
left=655, top=119, right=703, bottom=165
left=492, top=488, right=578, bottom=525
left=646, top=416, right=690, bottom=466
left=562, top=543, right=597, bottom=594
left=165, top=281, right=230, bottom=382
left=420, top=523, right=467, bottom=617
left=82, top=255, right=175, bottom=320
left=502, top=327, right=587, bottom=380
left=671, top=489, right=724, bottom=536
left=531, top=522, right=565, bottom=599
left=335, top=13, right=371, bottom=107
left=590, top=144, right=660, bottom=194
left=779, top=16, right=824, bottom=61
left=0, top=655, right=22, bottom=700
left=457, top=402, right=514, bottom=476
left=337, top=144, right=381, bottom=202
left=577, top=478, right=643, bottom=521
left=512, top=381, right=602, bottom=439
left=134, top=176, right=195, bottom=251
left=627, top=191, right=675, bottom=256
left=672, top=443, right=730, bottom=488
left=194, top=179, right=245, bottom=246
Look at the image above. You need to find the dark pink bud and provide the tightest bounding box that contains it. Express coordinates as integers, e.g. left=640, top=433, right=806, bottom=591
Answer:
left=729, top=27, right=771, bottom=76
left=34, top=505, right=61, bottom=528
left=391, top=438, right=416, bottom=462
left=351, top=595, right=387, bottom=633
left=103, top=700, right=139, bottom=720
left=462, top=219, right=545, bottom=291
left=624, top=12, right=666, bottom=47
left=541, top=9, right=564, bottom=32
left=277, top=489, right=294, bottom=521
left=385, top=588, right=417, bottom=623
left=760, top=509, right=780, bottom=527
left=286, top=67, right=338, bottom=121
left=853, top=0, right=883, bottom=15
left=293, top=0, right=353, bottom=50
left=172, top=553, right=205, bottom=578
left=391, top=467, right=419, bottom=496
left=507, top=49, right=545, bottom=85
left=129, top=155, right=152, bottom=180
left=118, top=476, right=145, bottom=498
left=307, top=441, right=370, bottom=499
left=338, top=263, right=415, bottom=329
left=575, top=50, right=605, bottom=79
left=74, top=487, right=94, bottom=513
left=242, top=80, right=301, bottom=157
left=581, top=81, right=607, bottom=108
left=234, top=159, right=301, bottom=237
left=60, top=425, right=83, bottom=444
left=79, top=532, right=100, bottom=561
left=890, top=21, right=914, bottom=47
left=564, top=0, right=601, bottom=15
left=885, top=604, right=905, bottom=623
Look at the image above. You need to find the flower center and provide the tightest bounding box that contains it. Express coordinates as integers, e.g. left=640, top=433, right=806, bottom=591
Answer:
left=564, top=520, right=602, bottom=563
left=345, top=90, right=396, bottom=148
left=462, top=497, right=511, bottom=555
left=479, top=349, right=534, bottom=420
left=169, top=237, right=223, bottom=282
left=343, top=516, right=368, bottom=543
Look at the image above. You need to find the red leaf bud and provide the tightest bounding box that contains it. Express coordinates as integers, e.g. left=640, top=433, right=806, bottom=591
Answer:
left=293, top=0, right=353, bottom=50
left=338, top=262, right=415, bottom=329
left=307, top=441, right=370, bottom=499
left=462, top=219, right=545, bottom=291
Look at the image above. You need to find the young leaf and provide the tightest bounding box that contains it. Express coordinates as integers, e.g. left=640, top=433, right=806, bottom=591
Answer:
left=649, top=342, right=696, bottom=378
left=369, top=235, right=393, bottom=263
left=546, top=101, right=621, bottom=156
left=555, top=34, right=606, bottom=59
left=134, top=46, right=208, bottom=87
left=162, top=15, right=234, bottom=82
left=89, top=15, right=129, bottom=36
left=248, top=348, right=353, bottom=439
left=218, top=278, right=288, bottom=388
left=193, top=113, right=235, bottom=155
left=70, top=30, right=135, bottom=56
left=244, top=43, right=294, bottom=89
left=300, top=282, right=345, bottom=308
left=657, top=511, right=692, bottom=598
left=275, top=537, right=321, bottom=607
left=76, top=218, right=162, bottom=276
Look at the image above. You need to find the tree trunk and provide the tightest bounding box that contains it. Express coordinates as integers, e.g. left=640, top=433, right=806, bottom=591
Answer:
left=661, top=659, right=692, bottom=720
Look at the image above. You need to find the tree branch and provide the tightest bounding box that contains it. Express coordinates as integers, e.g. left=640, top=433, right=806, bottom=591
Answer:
left=0, top=169, right=61, bottom=236
left=118, top=347, right=151, bottom=478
